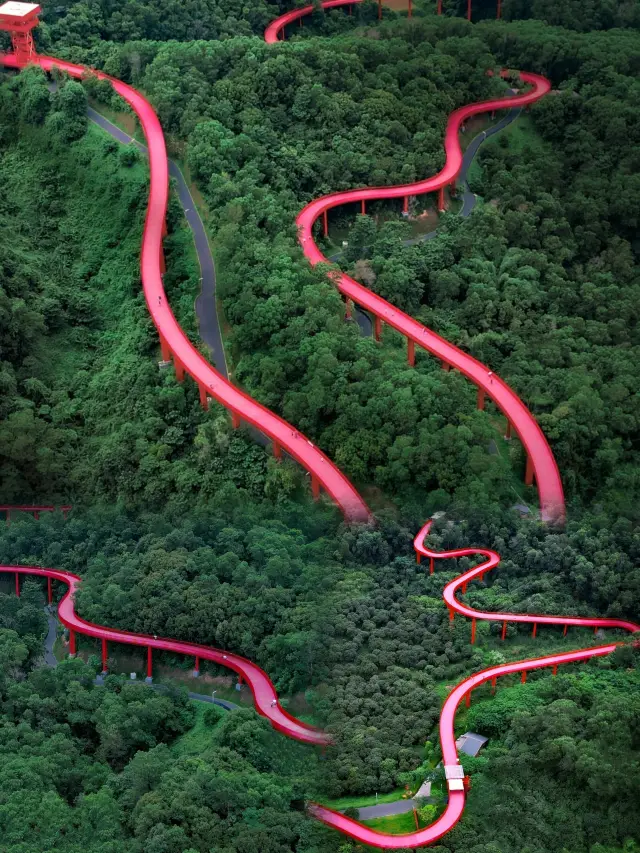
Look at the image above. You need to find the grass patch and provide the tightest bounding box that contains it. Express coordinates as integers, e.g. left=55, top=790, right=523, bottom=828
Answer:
left=323, top=788, right=407, bottom=811
left=171, top=701, right=224, bottom=757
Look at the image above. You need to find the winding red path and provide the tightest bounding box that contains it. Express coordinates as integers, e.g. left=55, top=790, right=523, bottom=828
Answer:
left=1, top=2, right=637, bottom=848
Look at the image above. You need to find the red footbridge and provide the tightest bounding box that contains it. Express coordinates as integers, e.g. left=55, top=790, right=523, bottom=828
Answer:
left=0, top=1, right=637, bottom=848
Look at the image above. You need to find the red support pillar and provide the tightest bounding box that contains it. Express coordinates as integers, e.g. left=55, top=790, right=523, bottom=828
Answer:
left=438, top=186, right=445, bottom=211
left=273, top=441, right=282, bottom=460
left=496, top=0, right=501, bottom=18
left=407, top=339, right=415, bottom=367
left=563, top=624, right=568, bottom=637
left=442, top=361, right=451, bottom=372
left=198, top=383, right=209, bottom=410
left=532, top=623, right=537, bottom=638
left=174, top=357, right=185, bottom=382
left=408, top=0, right=412, bottom=17
left=467, top=0, right=472, bottom=20
left=232, top=412, right=241, bottom=430
left=437, top=0, right=442, bottom=13
left=521, top=671, right=527, bottom=684
left=501, top=621, right=507, bottom=641
left=491, top=676, right=497, bottom=693
left=449, top=608, right=454, bottom=623
left=159, top=334, right=171, bottom=362
left=69, top=630, right=76, bottom=656
left=416, top=551, right=421, bottom=565
left=323, top=210, right=328, bottom=237
left=477, top=388, right=485, bottom=411
left=361, top=199, right=366, bottom=215
left=552, top=665, right=558, bottom=676
left=471, top=618, right=476, bottom=645
left=505, top=420, right=512, bottom=440
left=47, top=576, right=52, bottom=605
left=15, top=573, right=19, bottom=597
left=147, top=646, right=153, bottom=680
left=311, top=475, right=320, bottom=500
left=194, top=655, right=200, bottom=675
left=101, top=639, right=108, bottom=673
left=465, top=691, right=471, bottom=708
left=345, top=298, right=352, bottom=320
left=462, top=581, right=467, bottom=594
left=403, top=195, right=409, bottom=214
left=525, top=456, right=534, bottom=486
left=238, top=674, right=243, bottom=686
left=430, top=557, right=435, bottom=576
left=378, top=0, right=382, bottom=19
left=33, top=511, right=39, bottom=520
left=374, top=317, right=382, bottom=342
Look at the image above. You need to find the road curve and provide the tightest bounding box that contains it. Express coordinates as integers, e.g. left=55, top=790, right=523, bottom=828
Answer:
left=0, top=6, right=636, bottom=848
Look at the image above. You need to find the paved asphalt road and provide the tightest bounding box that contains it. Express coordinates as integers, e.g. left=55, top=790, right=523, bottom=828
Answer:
left=86, top=107, right=228, bottom=379
left=357, top=799, right=419, bottom=819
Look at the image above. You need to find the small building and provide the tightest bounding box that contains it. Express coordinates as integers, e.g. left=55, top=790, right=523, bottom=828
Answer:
left=455, top=732, right=488, bottom=757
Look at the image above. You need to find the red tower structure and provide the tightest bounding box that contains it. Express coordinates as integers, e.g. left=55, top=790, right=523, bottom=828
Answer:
left=0, top=2, right=41, bottom=67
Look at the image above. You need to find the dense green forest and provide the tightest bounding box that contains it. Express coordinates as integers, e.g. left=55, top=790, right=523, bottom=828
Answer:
left=0, top=605, right=324, bottom=853
left=0, top=2, right=639, bottom=853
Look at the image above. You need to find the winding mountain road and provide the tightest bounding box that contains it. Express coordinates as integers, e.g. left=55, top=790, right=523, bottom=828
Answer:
left=1, top=1, right=638, bottom=848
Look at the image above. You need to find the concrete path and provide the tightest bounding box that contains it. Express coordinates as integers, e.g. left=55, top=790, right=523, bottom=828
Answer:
left=43, top=606, right=58, bottom=667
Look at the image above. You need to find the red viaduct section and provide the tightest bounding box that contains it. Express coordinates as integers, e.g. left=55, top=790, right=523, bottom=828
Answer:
left=264, top=0, right=503, bottom=29
left=1, top=1, right=638, bottom=848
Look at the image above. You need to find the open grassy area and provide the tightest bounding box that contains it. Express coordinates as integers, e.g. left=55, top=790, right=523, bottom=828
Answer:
left=171, top=701, right=225, bottom=756
left=323, top=788, right=407, bottom=811
left=467, top=113, right=545, bottom=194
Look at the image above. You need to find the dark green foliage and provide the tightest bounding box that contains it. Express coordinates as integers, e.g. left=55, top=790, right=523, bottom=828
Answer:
left=38, top=0, right=281, bottom=45
left=0, top=641, right=324, bottom=853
